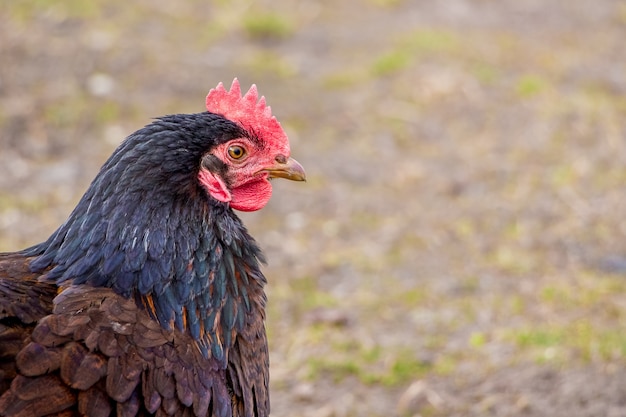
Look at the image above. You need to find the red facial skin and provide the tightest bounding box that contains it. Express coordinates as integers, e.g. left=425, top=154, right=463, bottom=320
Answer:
left=198, top=138, right=288, bottom=212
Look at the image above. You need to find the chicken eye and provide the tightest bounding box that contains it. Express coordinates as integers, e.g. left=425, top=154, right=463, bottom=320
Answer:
left=227, top=145, right=246, bottom=160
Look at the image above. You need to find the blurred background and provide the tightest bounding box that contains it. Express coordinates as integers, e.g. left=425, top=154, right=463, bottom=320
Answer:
left=1, top=1, right=626, bottom=416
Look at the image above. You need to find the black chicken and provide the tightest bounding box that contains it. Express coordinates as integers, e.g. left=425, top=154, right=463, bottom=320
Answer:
left=0, top=79, right=306, bottom=417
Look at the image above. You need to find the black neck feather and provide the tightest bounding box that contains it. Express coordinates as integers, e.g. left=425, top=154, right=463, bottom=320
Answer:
left=26, top=113, right=266, bottom=361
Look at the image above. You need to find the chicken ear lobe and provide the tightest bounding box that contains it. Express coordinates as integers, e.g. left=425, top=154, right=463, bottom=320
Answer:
left=198, top=169, right=231, bottom=203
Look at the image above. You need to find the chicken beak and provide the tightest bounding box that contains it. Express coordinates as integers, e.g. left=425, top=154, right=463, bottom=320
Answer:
left=264, top=157, right=306, bottom=182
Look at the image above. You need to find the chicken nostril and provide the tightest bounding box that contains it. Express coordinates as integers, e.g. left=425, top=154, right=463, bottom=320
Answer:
left=275, top=155, right=287, bottom=164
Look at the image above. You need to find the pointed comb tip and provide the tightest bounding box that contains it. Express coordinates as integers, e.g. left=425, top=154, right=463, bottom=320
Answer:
left=229, top=78, right=241, bottom=95
left=243, top=84, right=258, bottom=102
left=204, top=80, right=286, bottom=143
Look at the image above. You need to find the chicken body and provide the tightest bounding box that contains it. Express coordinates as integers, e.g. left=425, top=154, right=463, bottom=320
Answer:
left=0, top=81, right=305, bottom=417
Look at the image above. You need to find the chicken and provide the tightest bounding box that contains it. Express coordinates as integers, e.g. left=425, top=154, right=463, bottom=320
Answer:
left=0, top=79, right=306, bottom=417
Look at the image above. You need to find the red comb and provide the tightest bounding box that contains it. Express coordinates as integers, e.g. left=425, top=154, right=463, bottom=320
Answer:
left=206, top=79, right=289, bottom=149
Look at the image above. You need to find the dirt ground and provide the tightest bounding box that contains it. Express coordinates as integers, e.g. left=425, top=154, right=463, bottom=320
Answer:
left=2, top=1, right=626, bottom=416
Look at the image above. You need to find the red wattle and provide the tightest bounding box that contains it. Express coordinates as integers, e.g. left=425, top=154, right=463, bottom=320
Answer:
left=230, top=179, right=273, bottom=212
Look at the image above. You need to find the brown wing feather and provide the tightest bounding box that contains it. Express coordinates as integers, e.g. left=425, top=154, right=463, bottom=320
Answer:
left=0, top=284, right=269, bottom=417
left=227, top=311, right=269, bottom=417
left=0, top=252, right=56, bottom=323
left=0, top=252, right=56, bottom=398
